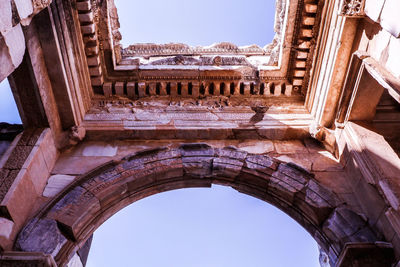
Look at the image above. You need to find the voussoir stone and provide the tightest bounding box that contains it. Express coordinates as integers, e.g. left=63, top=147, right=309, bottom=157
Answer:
left=16, top=218, right=68, bottom=257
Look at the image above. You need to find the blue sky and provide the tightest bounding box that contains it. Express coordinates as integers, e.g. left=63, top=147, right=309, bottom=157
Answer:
left=116, top=0, right=276, bottom=47
left=0, top=79, right=21, bottom=124
left=86, top=185, right=320, bottom=267
left=0, top=1, right=321, bottom=265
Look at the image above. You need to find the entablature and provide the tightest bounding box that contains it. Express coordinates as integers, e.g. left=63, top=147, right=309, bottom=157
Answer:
left=75, top=0, right=323, bottom=100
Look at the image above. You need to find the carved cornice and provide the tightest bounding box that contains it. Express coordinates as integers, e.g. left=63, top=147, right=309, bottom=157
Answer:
left=75, top=0, right=324, bottom=100
left=339, top=0, right=366, bottom=17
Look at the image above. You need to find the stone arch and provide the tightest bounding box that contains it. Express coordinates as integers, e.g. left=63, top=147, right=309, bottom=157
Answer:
left=15, top=144, right=381, bottom=266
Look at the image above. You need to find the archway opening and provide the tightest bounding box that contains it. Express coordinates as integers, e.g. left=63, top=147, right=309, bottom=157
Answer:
left=86, top=185, right=320, bottom=267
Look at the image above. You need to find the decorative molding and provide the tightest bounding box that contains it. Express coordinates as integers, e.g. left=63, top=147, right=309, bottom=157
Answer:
left=339, top=0, right=366, bottom=17
left=123, top=43, right=271, bottom=57
left=99, top=80, right=294, bottom=99
left=140, top=55, right=253, bottom=67
left=74, top=0, right=323, bottom=99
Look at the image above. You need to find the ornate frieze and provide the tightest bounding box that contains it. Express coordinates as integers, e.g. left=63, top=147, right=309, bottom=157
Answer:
left=74, top=0, right=322, bottom=98
left=141, top=55, right=252, bottom=67
left=339, top=0, right=366, bottom=17
left=122, top=43, right=269, bottom=57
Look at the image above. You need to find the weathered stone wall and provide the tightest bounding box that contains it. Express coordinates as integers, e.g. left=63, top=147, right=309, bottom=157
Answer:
left=14, top=141, right=383, bottom=266
left=0, top=0, right=52, bottom=82
left=0, top=0, right=399, bottom=266
left=0, top=128, right=58, bottom=251
left=360, top=0, right=400, bottom=81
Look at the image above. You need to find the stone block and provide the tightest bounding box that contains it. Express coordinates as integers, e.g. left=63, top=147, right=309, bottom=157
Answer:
left=169, top=82, right=177, bottom=96
left=23, top=145, right=51, bottom=194
left=244, top=154, right=278, bottom=172
left=53, top=155, right=112, bottom=175
left=380, top=0, right=400, bottom=37
left=82, top=143, right=117, bottom=157
left=237, top=140, right=274, bottom=154
left=305, top=3, right=317, bottom=13
left=0, top=1, right=12, bottom=34
left=148, top=82, right=156, bottom=96
left=322, top=207, right=376, bottom=247
left=180, top=144, right=214, bottom=177
left=0, top=217, right=14, bottom=242
left=89, top=65, right=101, bottom=76
left=78, top=12, right=93, bottom=24
left=274, top=140, right=307, bottom=154
left=115, top=82, right=124, bottom=96
left=90, top=76, right=103, bottom=86
left=85, top=45, right=98, bottom=56
left=276, top=154, right=312, bottom=171
left=305, top=179, right=339, bottom=208
left=137, top=82, right=146, bottom=97
left=0, top=36, right=15, bottom=82
left=43, top=174, right=75, bottom=198
left=76, top=1, right=91, bottom=12
left=312, top=153, right=343, bottom=172
left=102, top=83, right=112, bottom=97
left=37, top=129, right=58, bottom=172
left=3, top=24, right=25, bottom=68
left=16, top=218, right=68, bottom=258
left=274, top=83, right=282, bottom=96
left=180, top=82, right=188, bottom=96
left=127, top=82, right=136, bottom=98
left=14, top=0, right=34, bottom=22
left=0, top=169, right=37, bottom=224
left=49, top=186, right=101, bottom=240
left=81, top=24, right=95, bottom=35
left=373, top=209, right=396, bottom=242
left=212, top=148, right=246, bottom=179
left=0, top=24, right=25, bottom=81
left=293, top=79, right=303, bottom=86
left=314, top=171, right=352, bottom=194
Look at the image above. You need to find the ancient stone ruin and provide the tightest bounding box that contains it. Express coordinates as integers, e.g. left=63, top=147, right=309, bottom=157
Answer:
left=0, top=0, right=400, bottom=266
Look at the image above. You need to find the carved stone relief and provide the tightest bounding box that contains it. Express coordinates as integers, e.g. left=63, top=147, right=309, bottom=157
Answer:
left=340, top=0, right=366, bottom=17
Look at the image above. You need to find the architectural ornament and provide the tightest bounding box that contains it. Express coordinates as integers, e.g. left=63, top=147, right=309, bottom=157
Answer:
left=339, top=0, right=366, bottom=17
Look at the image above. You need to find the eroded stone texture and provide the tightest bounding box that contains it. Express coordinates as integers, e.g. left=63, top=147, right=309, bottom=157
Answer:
left=13, top=145, right=386, bottom=266
left=1, top=0, right=400, bottom=266
left=0, top=0, right=52, bottom=82
left=16, top=218, right=67, bottom=257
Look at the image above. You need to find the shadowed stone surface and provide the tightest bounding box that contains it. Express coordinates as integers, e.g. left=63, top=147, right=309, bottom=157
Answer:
left=14, top=146, right=385, bottom=266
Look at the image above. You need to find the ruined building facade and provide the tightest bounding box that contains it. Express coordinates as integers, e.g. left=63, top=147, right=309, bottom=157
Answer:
left=0, top=0, right=400, bottom=266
